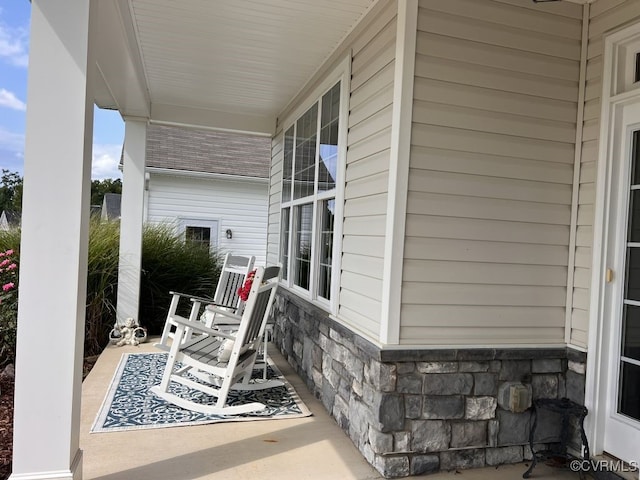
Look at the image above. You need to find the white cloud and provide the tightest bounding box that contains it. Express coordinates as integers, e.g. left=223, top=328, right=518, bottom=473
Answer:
left=0, top=127, right=25, bottom=174
left=0, top=22, right=28, bottom=68
left=92, top=143, right=122, bottom=180
left=0, top=88, right=25, bottom=111
left=0, top=131, right=123, bottom=180
left=0, top=126, right=25, bottom=154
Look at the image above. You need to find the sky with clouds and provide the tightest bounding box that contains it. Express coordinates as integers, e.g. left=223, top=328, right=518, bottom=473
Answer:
left=0, top=1, right=124, bottom=180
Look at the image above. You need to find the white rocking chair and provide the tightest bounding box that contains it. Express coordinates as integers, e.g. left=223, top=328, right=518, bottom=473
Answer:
left=150, top=266, right=282, bottom=415
left=154, top=253, right=255, bottom=351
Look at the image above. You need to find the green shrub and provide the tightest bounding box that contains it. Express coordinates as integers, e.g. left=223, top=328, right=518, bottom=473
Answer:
left=0, top=221, right=222, bottom=361
left=140, top=223, right=222, bottom=334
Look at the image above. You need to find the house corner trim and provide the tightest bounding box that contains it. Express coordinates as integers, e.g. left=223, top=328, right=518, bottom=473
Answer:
left=380, top=0, right=418, bottom=345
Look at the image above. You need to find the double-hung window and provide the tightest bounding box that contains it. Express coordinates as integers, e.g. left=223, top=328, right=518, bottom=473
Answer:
left=280, top=75, right=346, bottom=311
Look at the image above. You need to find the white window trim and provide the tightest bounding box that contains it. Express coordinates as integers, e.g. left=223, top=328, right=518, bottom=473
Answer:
left=178, top=217, right=220, bottom=250
left=278, top=54, right=350, bottom=315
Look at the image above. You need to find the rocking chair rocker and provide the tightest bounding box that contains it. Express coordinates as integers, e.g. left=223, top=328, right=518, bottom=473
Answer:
left=150, top=265, right=282, bottom=415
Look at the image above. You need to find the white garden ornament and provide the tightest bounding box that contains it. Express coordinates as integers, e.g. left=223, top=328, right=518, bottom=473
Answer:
left=109, top=318, right=147, bottom=346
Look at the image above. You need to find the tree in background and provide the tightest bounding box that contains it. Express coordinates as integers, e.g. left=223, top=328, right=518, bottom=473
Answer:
left=91, top=178, right=122, bottom=207
left=0, top=173, right=123, bottom=214
left=0, top=170, right=23, bottom=214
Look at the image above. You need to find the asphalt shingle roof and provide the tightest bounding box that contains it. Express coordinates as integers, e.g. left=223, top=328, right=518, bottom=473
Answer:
left=145, top=125, right=271, bottom=179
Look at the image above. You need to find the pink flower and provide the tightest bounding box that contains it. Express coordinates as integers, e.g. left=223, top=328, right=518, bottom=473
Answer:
left=2, top=282, right=15, bottom=292
left=0, top=259, right=9, bottom=267
left=6, top=264, right=16, bottom=271
left=5, top=250, right=13, bottom=255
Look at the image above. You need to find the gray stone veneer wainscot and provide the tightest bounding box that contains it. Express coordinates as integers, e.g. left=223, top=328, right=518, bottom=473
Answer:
left=270, top=289, right=588, bottom=478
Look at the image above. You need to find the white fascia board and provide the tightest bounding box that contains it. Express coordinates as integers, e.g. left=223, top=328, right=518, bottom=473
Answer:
left=94, top=0, right=150, bottom=117
left=146, top=166, right=269, bottom=184
left=150, top=104, right=275, bottom=137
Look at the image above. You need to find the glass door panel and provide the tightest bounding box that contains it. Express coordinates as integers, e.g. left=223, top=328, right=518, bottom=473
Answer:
left=620, top=130, right=640, bottom=422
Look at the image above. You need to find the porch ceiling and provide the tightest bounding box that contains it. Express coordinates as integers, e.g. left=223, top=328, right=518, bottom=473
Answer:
left=94, top=0, right=377, bottom=135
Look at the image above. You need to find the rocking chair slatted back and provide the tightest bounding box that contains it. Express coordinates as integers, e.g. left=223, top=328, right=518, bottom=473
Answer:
left=238, top=265, right=280, bottom=349
left=213, top=254, right=255, bottom=313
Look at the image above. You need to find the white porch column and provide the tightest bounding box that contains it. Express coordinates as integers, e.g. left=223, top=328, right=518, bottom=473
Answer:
left=116, top=119, right=147, bottom=325
left=11, top=1, right=96, bottom=479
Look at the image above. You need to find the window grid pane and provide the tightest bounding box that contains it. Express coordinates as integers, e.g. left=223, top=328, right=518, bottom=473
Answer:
left=619, top=361, right=640, bottom=420
left=294, top=204, right=313, bottom=290
left=294, top=104, right=318, bottom=200
left=281, top=208, right=290, bottom=281
left=318, top=199, right=335, bottom=301
left=319, top=82, right=340, bottom=193
left=282, top=126, right=294, bottom=203
left=620, top=129, right=640, bottom=421
left=185, top=226, right=211, bottom=249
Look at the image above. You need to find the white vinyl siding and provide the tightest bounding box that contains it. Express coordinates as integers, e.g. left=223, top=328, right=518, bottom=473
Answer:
left=267, top=133, right=284, bottom=266
left=146, top=173, right=269, bottom=266
left=268, top=1, right=397, bottom=340
left=340, top=2, right=397, bottom=339
left=569, top=0, right=640, bottom=349
left=402, top=0, right=582, bottom=345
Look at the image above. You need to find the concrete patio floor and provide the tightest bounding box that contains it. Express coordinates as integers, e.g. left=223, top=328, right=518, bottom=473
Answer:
left=80, top=338, right=581, bottom=480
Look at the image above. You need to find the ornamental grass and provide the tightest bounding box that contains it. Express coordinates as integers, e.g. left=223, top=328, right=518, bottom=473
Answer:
left=0, top=220, right=222, bottom=363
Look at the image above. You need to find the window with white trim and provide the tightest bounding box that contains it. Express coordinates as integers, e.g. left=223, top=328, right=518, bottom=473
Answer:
left=179, top=218, right=219, bottom=253
left=280, top=80, right=344, bottom=308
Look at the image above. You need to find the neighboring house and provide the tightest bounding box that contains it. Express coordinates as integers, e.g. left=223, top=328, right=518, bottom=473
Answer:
left=16, top=1, right=640, bottom=479
left=143, top=124, right=270, bottom=265
left=100, top=193, right=121, bottom=222
left=0, top=210, right=19, bottom=231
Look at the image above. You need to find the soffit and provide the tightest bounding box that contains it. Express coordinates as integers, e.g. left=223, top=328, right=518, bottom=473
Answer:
left=96, top=0, right=376, bottom=134
left=94, top=0, right=596, bottom=134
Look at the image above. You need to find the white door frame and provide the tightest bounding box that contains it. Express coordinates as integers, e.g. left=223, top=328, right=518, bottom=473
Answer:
left=587, top=20, right=640, bottom=460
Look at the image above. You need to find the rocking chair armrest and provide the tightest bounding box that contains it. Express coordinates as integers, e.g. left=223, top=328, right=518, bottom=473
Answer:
left=170, top=315, right=237, bottom=340
left=168, top=291, right=210, bottom=301
left=203, top=304, right=242, bottom=320
left=190, top=295, right=238, bottom=310
left=168, top=291, right=238, bottom=311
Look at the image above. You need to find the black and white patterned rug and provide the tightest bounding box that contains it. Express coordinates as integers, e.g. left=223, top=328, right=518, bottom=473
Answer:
left=91, top=352, right=312, bottom=433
